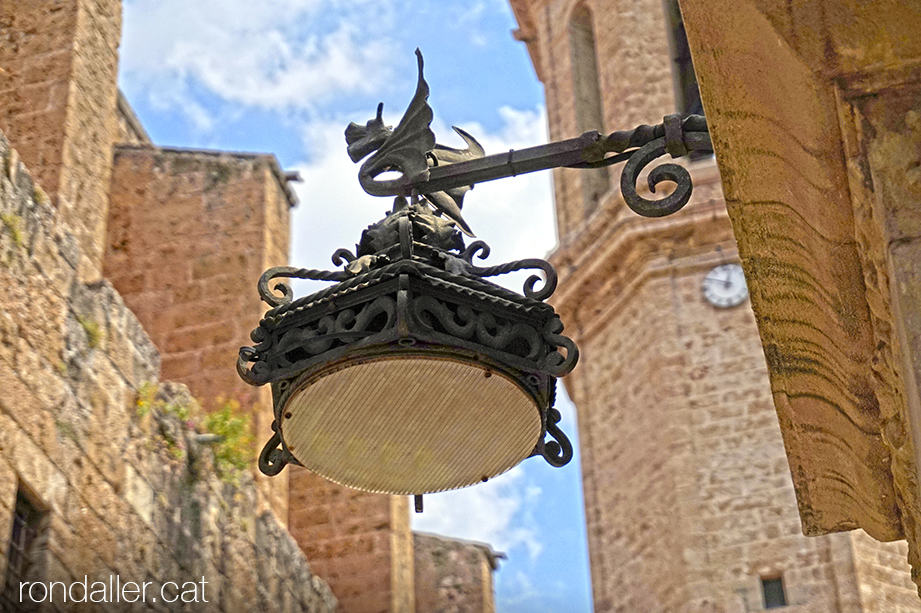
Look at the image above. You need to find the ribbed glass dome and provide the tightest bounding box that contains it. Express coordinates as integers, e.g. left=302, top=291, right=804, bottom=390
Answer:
left=281, top=356, right=541, bottom=494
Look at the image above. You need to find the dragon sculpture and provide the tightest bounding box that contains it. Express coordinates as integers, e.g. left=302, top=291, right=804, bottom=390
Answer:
left=345, top=49, right=483, bottom=237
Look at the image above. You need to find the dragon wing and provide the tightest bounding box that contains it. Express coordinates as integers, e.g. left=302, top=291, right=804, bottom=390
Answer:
left=430, top=126, right=485, bottom=165
left=359, top=49, right=436, bottom=194
left=420, top=125, right=486, bottom=236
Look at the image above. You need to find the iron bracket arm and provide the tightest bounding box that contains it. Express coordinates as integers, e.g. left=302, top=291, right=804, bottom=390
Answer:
left=402, top=113, right=713, bottom=218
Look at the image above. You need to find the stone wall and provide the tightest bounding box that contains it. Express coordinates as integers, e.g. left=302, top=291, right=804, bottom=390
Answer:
left=288, top=471, right=413, bottom=613
left=115, top=91, right=150, bottom=145
left=413, top=533, right=498, bottom=613
left=850, top=530, right=918, bottom=612
left=104, top=145, right=294, bottom=519
left=0, top=132, right=335, bottom=611
left=509, top=0, right=920, bottom=610
left=0, top=0, right=121, bottom=281
left=678, top=0, right=921, bottom=593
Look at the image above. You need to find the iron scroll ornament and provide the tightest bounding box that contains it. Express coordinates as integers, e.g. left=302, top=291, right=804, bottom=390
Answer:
left=238, top=201, right=579, bottom=480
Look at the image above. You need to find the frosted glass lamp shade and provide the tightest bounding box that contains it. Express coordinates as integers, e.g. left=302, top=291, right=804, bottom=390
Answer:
left=280, top=356, right=541, bottom=494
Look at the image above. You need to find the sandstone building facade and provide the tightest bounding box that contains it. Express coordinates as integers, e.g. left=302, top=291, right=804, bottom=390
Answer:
left=0, top=1, right=498, bottom=611
left=677, top=0, right=921, bottom=592
left=510, top=0, right=921, bottom=610
left=0, top=0, right=335, bottom=604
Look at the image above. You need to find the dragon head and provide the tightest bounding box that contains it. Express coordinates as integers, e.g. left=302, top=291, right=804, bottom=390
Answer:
left=345, top=102, right=392, bottom=162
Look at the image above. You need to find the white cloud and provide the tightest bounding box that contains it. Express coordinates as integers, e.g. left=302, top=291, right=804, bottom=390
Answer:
left=498, top=571, right=545, bottom=611
left=288, top=116, right=391, bottom=284
left=412, top=466, right=543, bottom=561
left=120, top=0, right=398, bottom=120
left=146, top=87, right=214, bottom=132
left=449, top=106, right=557, bottom=263
left=452, top=1, right=489, bottom=46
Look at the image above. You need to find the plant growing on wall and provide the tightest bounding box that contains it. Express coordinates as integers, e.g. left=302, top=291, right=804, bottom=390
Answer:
left=135, top=383, right=254, bottom=481
left=205, top=398, right=255, bottom=480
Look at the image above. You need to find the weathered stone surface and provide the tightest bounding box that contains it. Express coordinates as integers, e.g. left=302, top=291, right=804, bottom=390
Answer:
left=104, top=145, right=293, bottom=520
left=288, top=469, right=413, bottom=613
left=0, top=131, right=336, bottom=611
left=0, top=0, right=121, bottom=280
left=680, top=0, right=921, bottom=594
left=510, top=0, right=920, bottom=609
left=413, top=532, right=499, bottom=613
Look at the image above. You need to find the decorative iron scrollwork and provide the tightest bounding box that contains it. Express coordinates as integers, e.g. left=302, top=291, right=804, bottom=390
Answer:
left=343, top=50, right=713, bottom=227
left=239, top=50, right=600, bottom=486
left=331, top=248, right=356, bottom=266
left=236, top=346, right=260, bottom=386
left=460, top=240, right=490, bottom=264
left=344, top=50, right=713, bottom=236
left=620, top=137, right=693, bottom=217
left=241, top=193, right=581, bottom=479
left=345, top=49, right=715, bottom=248
left=540, top=408, right=573, bottom=468
left=238, top=295, right=397, bottom=385
left=258, top=266, right=349, bottom=307
left=258, top=423, right=300, bottom=476
left=541, top=317, right=579, bottom=377
left=465, top=257, right=557, bottom=301
left=615, top=115, right=712, bottom=217
left=456, top=240, right=557, bottom=301
left=411, top=295, right=542, bottom=361
left=566, top=114, right=713, bottom=217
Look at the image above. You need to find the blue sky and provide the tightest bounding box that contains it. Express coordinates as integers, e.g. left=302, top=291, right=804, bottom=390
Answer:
left=118, top=1, right=592, bottom=610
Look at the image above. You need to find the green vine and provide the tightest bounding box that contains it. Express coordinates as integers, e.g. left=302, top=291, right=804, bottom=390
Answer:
left=135, top=381, right=158, bottom=417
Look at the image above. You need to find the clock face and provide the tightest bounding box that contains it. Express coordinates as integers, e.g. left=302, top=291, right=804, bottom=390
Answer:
left=702, top=263, right=748, bottom=308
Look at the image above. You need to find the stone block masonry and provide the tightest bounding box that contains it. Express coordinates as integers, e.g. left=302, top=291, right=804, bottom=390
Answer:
left=104, top=145, right=295, bottom=520
left=413, top=532, right=500, bottom=613
left=288, top=470, right=414, bottom=613
left=0, top=0, right=121, bottom=281
left=0, top=131, right=335, bottom=611
left=509, top=0, right=921, bottom=610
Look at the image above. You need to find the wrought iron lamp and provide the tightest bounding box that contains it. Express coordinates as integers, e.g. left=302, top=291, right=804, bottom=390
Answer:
left=237, top=50, right=712, bottom=507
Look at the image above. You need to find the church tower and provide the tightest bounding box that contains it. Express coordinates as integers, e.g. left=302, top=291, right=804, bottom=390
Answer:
left=509, top=0, right=920, bottom=610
